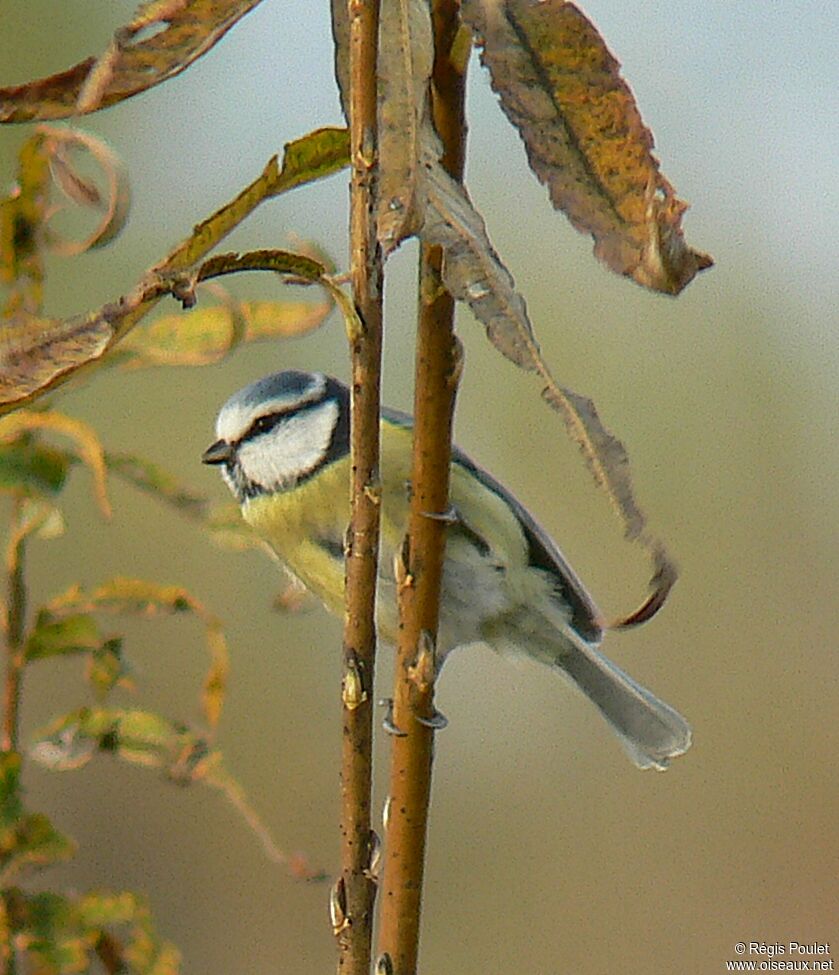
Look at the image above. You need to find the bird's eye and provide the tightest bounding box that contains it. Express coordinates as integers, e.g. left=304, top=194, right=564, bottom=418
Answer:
left=252, top=414, right=278, bottom=436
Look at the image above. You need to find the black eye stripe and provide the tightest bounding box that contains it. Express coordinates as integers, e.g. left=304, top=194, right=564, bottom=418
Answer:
left=238, top=398, right=337, bottom=447
left=240, top=408, right=292, bottom=443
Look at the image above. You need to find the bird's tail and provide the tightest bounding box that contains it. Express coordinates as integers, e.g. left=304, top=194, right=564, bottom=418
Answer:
left=486, top=611, right=691, bottom=770
left=554, top=632, right=692, bottom=770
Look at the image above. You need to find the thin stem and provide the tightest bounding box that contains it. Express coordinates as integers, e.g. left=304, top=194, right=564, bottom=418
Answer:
left=376, top=2, right=467, bottom=971
left=2, top=498, right=28, bottom=754
left=337, top=0, right=384, bottom=973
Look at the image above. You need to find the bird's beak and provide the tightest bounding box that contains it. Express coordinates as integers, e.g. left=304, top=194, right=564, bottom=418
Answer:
left=202, top=439, right=233, bottom=465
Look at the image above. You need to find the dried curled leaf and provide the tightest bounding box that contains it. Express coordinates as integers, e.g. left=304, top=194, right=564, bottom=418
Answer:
left=38, top=126, right=131, bottom=255
left=0, top=311, right=114, bottom=406
left=0, top=0, right=266, bottom=122
left=376, top=0, right=435, bottom=251
left=329, top=0, right=350, bottom=120
left=462, top=0, right=712, bottom=294
left=419, top=118, right=675, bottom=621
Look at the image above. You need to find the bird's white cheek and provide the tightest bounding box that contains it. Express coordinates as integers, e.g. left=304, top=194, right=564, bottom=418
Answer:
left=237, top=400, right=339, bottom=492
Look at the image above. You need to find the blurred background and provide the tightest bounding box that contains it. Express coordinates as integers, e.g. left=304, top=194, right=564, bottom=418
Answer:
left=1, top=1, right=837, bottom=972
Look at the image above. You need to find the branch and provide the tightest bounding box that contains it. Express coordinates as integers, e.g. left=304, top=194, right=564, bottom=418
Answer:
left=377, top=2, right=467, bottom=971
left=2, top=498, right=29, bottom=753
left=335, top=1, right=384, bottom=974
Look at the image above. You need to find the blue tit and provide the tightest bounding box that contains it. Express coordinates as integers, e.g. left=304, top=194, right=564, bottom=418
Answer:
left=203, top=370, right=691, bottom=770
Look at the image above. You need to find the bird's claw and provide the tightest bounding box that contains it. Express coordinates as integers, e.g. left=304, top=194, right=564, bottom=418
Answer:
left=416, top=707, right=448, bottom=730
left=379, top=698, right=408, bottom=737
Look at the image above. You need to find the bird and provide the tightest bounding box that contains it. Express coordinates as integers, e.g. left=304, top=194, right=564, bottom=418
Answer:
left=203, top=369, right=691, bottom=770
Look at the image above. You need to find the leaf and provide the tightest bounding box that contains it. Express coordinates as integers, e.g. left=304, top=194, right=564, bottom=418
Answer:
left=0, top=0, right=266, bottom=122
left=419, top=120, right=676, bottom=622
left=0, top=812, right=76, bottom=886
left=0, top=752, right=23, bottom=827
left=5, top=499, right=66, bottom=557
left=0, top=411, right=111, bottom=517
left=87, top=639, right=132, bottom=700
left=38, top=127, right=131, bottom=255
left=47, top=578, right=229, bottom=730
left=25, top=612, right=102, bottom=661
left=32, top=707, right=188, bottom=771
left=0, top=440, right=69, bottom=496
left=462, top=0, right=712, bottom=294
left=30, top=706, right=308, bottom=878
left=106, top=451, right=208, bottom=519
left=119, top=297, right=333, bottom=369
left=0, top=133, right=52, bottom=316
left=376, top=0, right=435, bottom=252
left=8, top=889, right=181, bottom=975
left=267, top=126, right=350, bottom=197
left=0, top=128, right=349, bottom=413
left=0, top=311, right=115, bottom=407
left=329, top=0, right=350, bottom=120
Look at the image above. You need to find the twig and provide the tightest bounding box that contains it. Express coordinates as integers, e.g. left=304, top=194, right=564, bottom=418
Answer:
left=336, top=0, right=384, bottom=973
left=2, top=497, right=28, bottom=753
left=376, top=2, right=467, bottom=971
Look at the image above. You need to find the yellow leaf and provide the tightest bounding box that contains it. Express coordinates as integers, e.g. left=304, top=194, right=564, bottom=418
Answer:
left=122, top=298, right=332, bottom=368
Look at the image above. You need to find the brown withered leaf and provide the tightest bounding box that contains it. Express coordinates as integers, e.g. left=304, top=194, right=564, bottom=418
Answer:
left=0, top=312, right=115, bottom=406
left=419, top=117, right=675, bottom=622
left=462, top=0, right=712, bottom=295
left=376, top=0, right=434, bottom=252
left=39, top=127, right=131, bottom=255
left=0, top=0, right=265, bottom=122
left=329, top=0, right=350, bottom=121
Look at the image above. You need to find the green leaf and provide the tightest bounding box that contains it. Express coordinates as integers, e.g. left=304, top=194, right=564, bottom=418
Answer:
left=46, top=578, right=229, bottom=728
left=0, top=812, right=76, bottom=885
left=0, top=128, right=349, bottom=415
left=87, top=638, right=130, bottom=700
left=0, top=134, right=51, bottom=316
left=0, top=440, right=69, bottom=496
left=32, top=707, right=194, bottom=772
left=9, top=888, right=181, bottom=975
left=0, top=752, right=23, bottom=826
left=269, top=126, right=350, bottom=196
left=25, top=612, right=102, bottom=661
left=0, top=410, right=111, bottom=517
